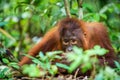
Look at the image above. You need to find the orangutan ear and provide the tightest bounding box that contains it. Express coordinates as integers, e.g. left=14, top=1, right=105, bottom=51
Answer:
left=83, top=32, right=87, bottom=37
left=83, top=32, right=88, bottom=50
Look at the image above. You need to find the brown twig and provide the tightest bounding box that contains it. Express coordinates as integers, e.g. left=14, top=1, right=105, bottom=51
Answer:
left=74, top=68, right=80, bottom=78
left=89, top=56, right=97, bottom=80
left=63, top=0, right=71, bottom=18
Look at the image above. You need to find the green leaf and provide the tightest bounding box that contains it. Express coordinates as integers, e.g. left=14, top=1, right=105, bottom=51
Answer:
left=54, top=55, right=62, bottom=59
left=22, top=64, right=41, bottom=77
left=66, top=52, right=78, bottom=62
left=39, top=51, right=44, bottom=58
left=0, top=66, right=11, bottom=78
left=49, top=65, right=58, bottom=75
left=32, top=59, right=42, bottom=65
left=69, top=57, right=82, bottom=73
left=2, top=58, right=9, bottom=64
left=0, top=22, right=7, bottom=27
left=93, top=13, right=100, bottom=21
left=100, top=14, right=107, bottom=20
left=73, top=46, right=83, bottom=55
left=49, top=0, right=58, bottom=3
left=56, top=63, right=69, bottom=70
left=94, top=45, right=108, bottom=56
left=81, top=62, right=92, bottom=73
left=46, top=51, right=62, bottom=57
left=114, top=61, right=120, bottom=68
left=95, top=71, right=104, bottom=80
left=8, top=62, right=20, bottom=69
left=94, top=45, right=101, bottom=49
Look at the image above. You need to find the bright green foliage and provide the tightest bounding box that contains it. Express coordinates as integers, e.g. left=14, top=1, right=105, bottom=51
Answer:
left=0, top=66, right=12, bottom=79
left=2, top=58, right=9, bottom=64
left=22, top=64, right=42, bottom=77
left=21, top=45, right=120, bottom=79
left=67, top=45, right=107, bottom=73
left=0, top=46, right=19, bottom=79
left=55, top=45, right=108, bottom=73
left=56, top=63, right=70, bottom=70
left=22, top=51, right=63, bottom=77
left=8, top=62, right=20, bottom=70
left=95, top=67, right=120, bottom=80
left=114, top=61, right=120, bottom=75
left=56, top=45, right=120, bottom=79
left=84, top=45, right=108, bottom=56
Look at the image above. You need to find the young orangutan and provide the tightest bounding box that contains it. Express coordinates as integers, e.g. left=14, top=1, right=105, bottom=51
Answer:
left=19, top=17, right=116, bottom=70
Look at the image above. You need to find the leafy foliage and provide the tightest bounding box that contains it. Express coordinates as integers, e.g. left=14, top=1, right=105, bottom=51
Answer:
left=0, top=0, right=120, bottom=79
left=56, top=45, right=108, bottom=73
left=21, top=45, right=120, bottom=79
left=0, top=66, right=12, bottom=79
left=22, top=51, right=62, bottom=77
left=95, top=67, right=120, bottom=80
left=0, top=45, right=20, bottom=79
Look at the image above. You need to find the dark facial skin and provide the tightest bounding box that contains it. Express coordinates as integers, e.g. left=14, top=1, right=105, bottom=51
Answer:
left=61, top=29, right=84, bottom=52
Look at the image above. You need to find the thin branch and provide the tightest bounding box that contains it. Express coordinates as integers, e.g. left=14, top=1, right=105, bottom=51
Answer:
left=0, top=28, right=16, bottom=41
left=77, top=0, right=83, bottom=19
left=30, top=0, right=35, bottom=5
left=63, top=0, right=71, bottom=18
left=74, top=68, right=79, bottom=78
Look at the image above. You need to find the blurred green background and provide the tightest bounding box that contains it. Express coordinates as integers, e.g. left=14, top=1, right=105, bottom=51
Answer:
left=0, top=0, right=120, bottom=58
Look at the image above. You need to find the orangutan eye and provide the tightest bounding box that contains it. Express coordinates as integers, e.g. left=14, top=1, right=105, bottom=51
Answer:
left=62, top=40, right=69, bottom=45
left=71, top=39, right=77, bottom=44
